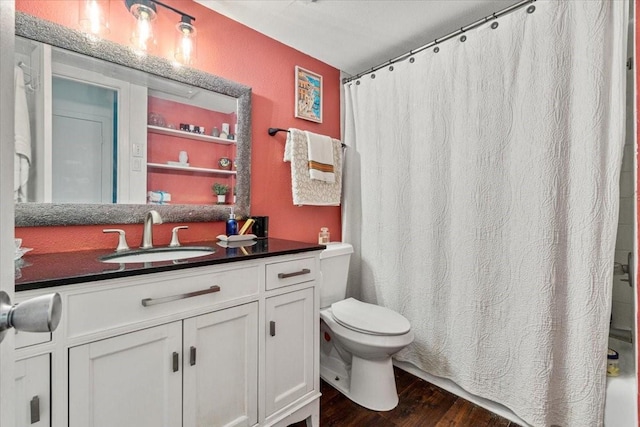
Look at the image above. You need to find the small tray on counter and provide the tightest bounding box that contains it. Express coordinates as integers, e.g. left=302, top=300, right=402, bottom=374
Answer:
left=216, top=234, right=257, bottom=243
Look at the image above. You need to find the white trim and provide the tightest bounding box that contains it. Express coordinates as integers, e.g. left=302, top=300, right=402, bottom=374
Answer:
left=0, top=1, right=16, bottom=425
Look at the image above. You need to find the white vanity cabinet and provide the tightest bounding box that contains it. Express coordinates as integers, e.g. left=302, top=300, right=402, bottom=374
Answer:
left=69, top=303, right=258, bottom=427
left=13, top=295, right=54, bottom=427
left=15, top=354, right=50, bottom=426
left=182, top=302, right=258, bottom=427
left=16, top=248, right=322, bottom=427
left=265, top=288, right=314, bottom=416
left=263, top=256, right=319, bottom=426
left=69, top=322, right=183, bottom=427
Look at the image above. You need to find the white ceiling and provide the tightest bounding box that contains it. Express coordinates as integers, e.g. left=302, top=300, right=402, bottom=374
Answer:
left=195, top=0, right=522, bottom=76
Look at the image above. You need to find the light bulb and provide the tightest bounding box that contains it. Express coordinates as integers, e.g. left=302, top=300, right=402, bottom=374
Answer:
left=79, top=0, right=109, bottom=36
left=136, top=11, right=153, bottom=50
left=180, top=29, right=192, bottom=61
left=128, top=1, right=157, bottom=53
left=175, top=18, right=197, bottom=66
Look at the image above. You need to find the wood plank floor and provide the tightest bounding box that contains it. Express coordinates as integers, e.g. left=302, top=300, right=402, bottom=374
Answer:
left=289, top=367, right=521, bottom=427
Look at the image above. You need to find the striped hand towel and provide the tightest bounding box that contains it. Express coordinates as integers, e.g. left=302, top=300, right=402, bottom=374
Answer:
left=305, top=131, right=335, bottom=183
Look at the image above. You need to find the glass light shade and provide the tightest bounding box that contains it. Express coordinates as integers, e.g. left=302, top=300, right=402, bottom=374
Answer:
left=129, top=2, right=157, bottom=53
left=78, top=0, right=110, bottom=36
left=175, top=21, right=197, bottom=66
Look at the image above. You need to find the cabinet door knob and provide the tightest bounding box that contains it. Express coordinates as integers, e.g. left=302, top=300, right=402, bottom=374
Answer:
left=270, top=321, right=276, bottom=337
left=172, top=352, right=179, bottom=372
left=30, top=395, right=40, bottom=424
left=189, top=346, right=197, bottom=366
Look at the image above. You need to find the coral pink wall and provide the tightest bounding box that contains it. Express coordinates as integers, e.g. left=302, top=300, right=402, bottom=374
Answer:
left=15, top=0, right=342, bottom=253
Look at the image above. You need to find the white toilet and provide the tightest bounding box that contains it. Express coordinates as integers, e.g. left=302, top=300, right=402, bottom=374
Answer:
left=319, top=242, right=414, bottom=411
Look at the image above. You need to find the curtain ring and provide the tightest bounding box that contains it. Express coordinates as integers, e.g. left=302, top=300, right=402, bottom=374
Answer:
left=434, top=47, right=440, bottom=53
left=460, top=35, right=467, bottom=42
left=409, top=57, right=415, bottom=63
left=389, top=65, right=394, bottom=71
left=527, top=5, right=535, bottom=13
left=371, top=74, right=376, bottom=79
left=491, top=22, right=499, bottom=29
left=356, top=80, right=361, bottom=85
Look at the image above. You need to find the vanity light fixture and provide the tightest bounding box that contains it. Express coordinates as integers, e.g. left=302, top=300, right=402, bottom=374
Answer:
left=125, top=0, right=158, bottom=53
left=78, top=0, right=110, bottom=36
left=124, top=0, right=197, bottom=65
left=175, top=15, right=197, bottom=66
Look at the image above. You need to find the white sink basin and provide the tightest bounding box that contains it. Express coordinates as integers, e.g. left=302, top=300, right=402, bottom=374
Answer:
left=100, top=246, right=215, bottom=264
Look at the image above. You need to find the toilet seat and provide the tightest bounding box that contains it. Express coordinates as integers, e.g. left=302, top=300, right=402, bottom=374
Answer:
left=331, top=298, right=411, bottom=336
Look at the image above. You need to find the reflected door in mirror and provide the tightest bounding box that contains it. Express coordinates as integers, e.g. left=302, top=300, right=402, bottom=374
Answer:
left=52, top=77, right=116, bottom=203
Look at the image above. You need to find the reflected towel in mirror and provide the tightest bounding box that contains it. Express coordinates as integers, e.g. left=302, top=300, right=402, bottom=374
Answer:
left=14, top=66, right=31, bottom=202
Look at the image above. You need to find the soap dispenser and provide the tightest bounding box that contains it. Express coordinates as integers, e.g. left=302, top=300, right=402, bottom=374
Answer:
left=226, top=208, right=238, bottom=236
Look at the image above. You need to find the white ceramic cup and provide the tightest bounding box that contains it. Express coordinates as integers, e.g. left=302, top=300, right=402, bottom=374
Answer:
left=179, top=151, right=188, bottom=164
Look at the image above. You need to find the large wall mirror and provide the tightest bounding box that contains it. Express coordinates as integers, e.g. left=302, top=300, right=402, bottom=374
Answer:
left=14, top=12, right=251, bottom=227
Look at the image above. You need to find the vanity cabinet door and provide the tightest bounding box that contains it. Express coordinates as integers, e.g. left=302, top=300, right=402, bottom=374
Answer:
left=183, top=302, right=258, bottom=427
left=265, top=287, right=314, bottom=417
left=68, top=322, right=182, bottom=427
left=15, top=354, right=50, bottom=426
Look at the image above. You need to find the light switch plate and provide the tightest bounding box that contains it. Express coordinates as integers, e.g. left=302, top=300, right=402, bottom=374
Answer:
left=132, top=143, right=143, bottom=157
left=132, top=158, right=142, bottom=171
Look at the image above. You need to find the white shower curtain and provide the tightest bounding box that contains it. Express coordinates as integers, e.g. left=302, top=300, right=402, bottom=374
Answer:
left=342, top=1, right=627, bottom=426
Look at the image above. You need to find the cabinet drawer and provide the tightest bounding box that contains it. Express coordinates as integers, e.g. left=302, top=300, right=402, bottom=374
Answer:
left=66, top=265, right=260, bottom=339
left=15, top=330, right=51, bottom=349
left=265, top=257, right=317, bottom=290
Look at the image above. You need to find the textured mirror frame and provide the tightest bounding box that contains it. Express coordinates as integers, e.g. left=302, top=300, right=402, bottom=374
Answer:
left=15, top=12, right=251, bottom=226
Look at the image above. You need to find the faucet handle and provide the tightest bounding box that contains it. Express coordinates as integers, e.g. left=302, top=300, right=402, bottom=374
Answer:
left=169, top=226, right=189, bottom=247
left=103, top=229, right=130, bottom=252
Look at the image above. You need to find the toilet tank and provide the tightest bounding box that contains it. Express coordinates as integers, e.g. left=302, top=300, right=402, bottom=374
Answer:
left=319, top=242, right=354, bottom=309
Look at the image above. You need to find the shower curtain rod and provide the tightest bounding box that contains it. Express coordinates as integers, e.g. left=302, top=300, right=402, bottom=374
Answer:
left=343, top=0, right=536, bottom=84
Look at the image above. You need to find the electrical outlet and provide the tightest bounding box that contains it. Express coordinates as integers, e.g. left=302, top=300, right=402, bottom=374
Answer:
left=132, top=143, right=143, bottom=157
left=132, top=158, right=142, bottom=171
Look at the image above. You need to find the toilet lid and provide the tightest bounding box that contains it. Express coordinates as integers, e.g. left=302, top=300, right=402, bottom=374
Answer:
left=331, top=298, right=411, bottom=336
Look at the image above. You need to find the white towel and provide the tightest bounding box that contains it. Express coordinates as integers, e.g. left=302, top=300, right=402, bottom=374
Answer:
left=284, top=128, right=342, bottom=206
left=147, top=191, right=172, bottom=204
left=305, top=131, right=334, bottom=183
left=14, top=66, right=31, bottom=202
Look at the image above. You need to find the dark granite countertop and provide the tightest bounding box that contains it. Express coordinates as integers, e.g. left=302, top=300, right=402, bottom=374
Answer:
left=15, top=238, right=325, bottom=292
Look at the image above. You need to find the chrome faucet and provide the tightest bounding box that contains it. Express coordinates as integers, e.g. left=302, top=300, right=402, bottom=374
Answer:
left=141, top=210, right=163, bottom=249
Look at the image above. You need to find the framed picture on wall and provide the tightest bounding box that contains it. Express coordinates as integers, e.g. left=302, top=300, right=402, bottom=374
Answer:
left=295, top=66, right=323, bottom=123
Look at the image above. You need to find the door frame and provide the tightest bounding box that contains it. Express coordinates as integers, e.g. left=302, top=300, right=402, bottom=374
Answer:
left=0, top=1, right=16, bottom=425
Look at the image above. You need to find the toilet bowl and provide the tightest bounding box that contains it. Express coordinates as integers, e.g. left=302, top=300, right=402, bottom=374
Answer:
left=319, top=244, right=414, bottom=411
left=320, top=301, right=414, bottom=411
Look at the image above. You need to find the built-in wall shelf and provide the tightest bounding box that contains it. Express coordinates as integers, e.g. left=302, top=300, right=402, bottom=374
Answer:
left=147, top=162, right=237, bottom=175
left=147, top=125, right=236, bottom=145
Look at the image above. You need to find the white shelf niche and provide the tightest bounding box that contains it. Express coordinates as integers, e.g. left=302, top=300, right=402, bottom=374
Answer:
left=147, top=125, right=237, bottom=145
